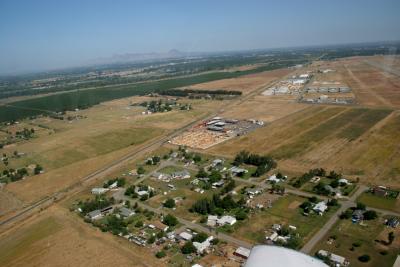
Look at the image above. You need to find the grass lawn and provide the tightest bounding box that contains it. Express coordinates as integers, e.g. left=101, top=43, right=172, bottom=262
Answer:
left=313, top=218, right=400, bottom=267
left=357, top=193, right=400, bottom=213
left=230, top=194, right=338, bottom=246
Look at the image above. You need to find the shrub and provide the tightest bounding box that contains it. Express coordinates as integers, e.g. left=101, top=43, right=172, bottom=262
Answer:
left=163, top=198, right=176, bottom=208
left=192, top=232, right=208, bottom=243
left=163, top=214, right=178, bottom=226
left=181, top=241, right=196, bottom=254
left=155, top=250, right=166, bottom=258
left=358, top=254, right=370, bottom=262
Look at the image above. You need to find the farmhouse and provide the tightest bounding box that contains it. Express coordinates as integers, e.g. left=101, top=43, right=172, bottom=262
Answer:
left=317, top=250, right=347, bottom=266
left=313, top=201, right=328, bottom=215
left=217, top=215, right=237, bottom=226
left=234, top=247, right=251, bottom=259
left=352, top=209, right=364, bottom=223
left=171, top=170, right=191, bottom=179
left=207, top=215, right=237, bottom=226
left=207, top=215, right=218, bottom=227
left=373, top=186, right=388, bottom=197
left=152, top=221, right=169, bottom=232
left=386, top=217, right=399, bottom=228
left=229, top=166, right=248, bottom=176
left=193, top=236, right=214, bottom=254
left=212, top=159, right=224, bottom=167
left=91, top=187, right=109, bottom=195
left=212, top=180, right=225, bottom=188
left=119, top=207, right=135, bottom=218
left=267, top=174, right=281, bottom=183
left=179, top=231, right=193, bottom=241
left=245, top=188, right=262, bottom=197
left=87, top=210, right=102, bottom=220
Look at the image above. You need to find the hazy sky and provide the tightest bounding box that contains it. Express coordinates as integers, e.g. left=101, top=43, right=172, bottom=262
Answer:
left=1, top=0, right=399, bottom=74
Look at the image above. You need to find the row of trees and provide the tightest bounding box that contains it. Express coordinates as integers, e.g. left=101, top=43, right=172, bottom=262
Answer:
left=190, top=193, right=247, bottom=219
left=159, top=89, right=242, bottom=97
left=233, top=151, right=276, bottom=177
left=79, top=195, right=115, bottom=215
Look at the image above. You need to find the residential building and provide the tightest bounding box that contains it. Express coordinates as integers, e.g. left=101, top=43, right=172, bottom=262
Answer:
left=234, top=247, right=251, bottom=259
left=313, top=201, right=328, bottom=215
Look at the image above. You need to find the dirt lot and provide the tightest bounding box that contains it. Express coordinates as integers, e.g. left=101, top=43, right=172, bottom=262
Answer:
left=187, top=68, right=292, bottom=95
left=0, top=205, right=160, bottom=267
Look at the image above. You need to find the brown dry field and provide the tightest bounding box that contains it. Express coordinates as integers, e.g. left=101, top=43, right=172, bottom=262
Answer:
left=187, top=68, right=292, bottom=95
left=220, top=94, right=307, bottom=122
left=336, top=56, right=400, bottom=108
left=1, top=97, right=223, bottom=209
left=208, top=105, right=399, bottom=186
left=0, top=205, right=160, bottom=267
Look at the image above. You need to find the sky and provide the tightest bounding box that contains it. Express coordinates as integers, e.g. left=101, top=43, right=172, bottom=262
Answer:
left=0, top=0, right=399, bottom=75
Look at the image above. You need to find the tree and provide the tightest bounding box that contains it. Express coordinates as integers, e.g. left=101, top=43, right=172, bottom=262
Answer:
left=117, top=178, right=126, bottom=187
left=358, top=254, right=371, bottom=262
left=137, top=166, right=145, bottom=175
left=163, top=214, right=178, bottom=226
left=388, top=232, right=395, bottom=245
left=235, top=209, right=248, bottom=220
left=135, top=220, right=143, bottom=228
left=363, top=210, right=377, bottom=220
left=181, top=241, right=196, bottom=254
left=152, top=156, right=161, bottom=164
left=147, top=235, right=156, bottom=244
left=339, top=208, right=353, bottom=219
left=34, top=165, right=43, bottom=175
left=193, top=154, right=202, bottom=163
left=192, top=232, right=208, bottom=243
left=155, top=250, right=166, bottom=258
left=327, top=199, right=339, bottom=206
left=356, top=202, right=366, bottom=210
left=163, top=198, right=176, bottom=208
left=196, top=168, right=208, bottom=178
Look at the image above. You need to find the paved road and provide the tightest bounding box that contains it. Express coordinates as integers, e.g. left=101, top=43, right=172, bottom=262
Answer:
left=113, top=188, right=252, bottom=249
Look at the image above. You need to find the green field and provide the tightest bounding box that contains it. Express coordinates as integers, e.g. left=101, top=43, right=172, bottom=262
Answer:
left=337, top=109, right=392, bottom=140
left=0, top=60, right=305, bottom=123
left=313, top=219, right=399, bottom=267
left=357, top=193, right=400, bottom=213
left=231, top=194, right=338, bottom=246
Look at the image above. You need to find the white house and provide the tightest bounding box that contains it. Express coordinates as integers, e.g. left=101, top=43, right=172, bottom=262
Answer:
left=119, top=207, right=135, bottom=218
left=207, top=215, right=218, bottom=227
left=91, top=187, right=109, bottom=195
left=87, top=210, right=103, bottom=220
left=313, top=201, right=328, bottom=215
left=179, top=231, right=193, bottom=241
left=193, top=236, right=214, bottom=254
left=234, top=247, right=251, bottom=259
left=108, top=181, right=118, bottom=189
left=267, top=175, right=281, bottom=183
left=318, top=250, right=346, bottom=266
left=217, top=215, right=237, bottom=226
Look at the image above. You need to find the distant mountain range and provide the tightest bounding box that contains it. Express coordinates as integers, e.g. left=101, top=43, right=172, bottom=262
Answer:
left=91, top=49, right=203, bottom=64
